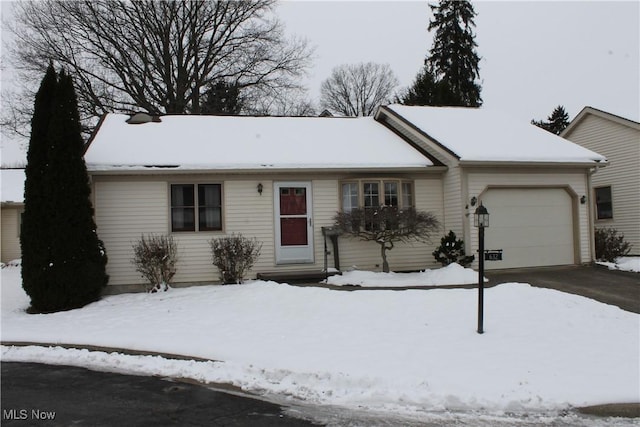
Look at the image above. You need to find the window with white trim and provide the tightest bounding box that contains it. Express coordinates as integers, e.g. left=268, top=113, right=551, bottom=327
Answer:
left=171, top=184, right=222, bottom=232
left=340, top=179, right=414, bottom=210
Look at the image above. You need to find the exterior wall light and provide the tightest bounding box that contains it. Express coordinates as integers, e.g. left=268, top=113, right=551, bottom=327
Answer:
left=580, top=195, right=586, bottom=204
left=257, top=183, right=263, bottom=195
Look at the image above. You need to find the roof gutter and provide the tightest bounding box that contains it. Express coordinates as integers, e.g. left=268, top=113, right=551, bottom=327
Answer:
left=86, top=165, right=449, bottom=176
left=458, top=160, right=608, bottom=169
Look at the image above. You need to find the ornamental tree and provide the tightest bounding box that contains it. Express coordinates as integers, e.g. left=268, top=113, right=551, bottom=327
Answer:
left=334, top=207, right=440, bottom=272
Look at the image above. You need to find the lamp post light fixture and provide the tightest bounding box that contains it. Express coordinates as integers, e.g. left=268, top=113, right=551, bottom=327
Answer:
left=474, top=202, right=489, bottom=334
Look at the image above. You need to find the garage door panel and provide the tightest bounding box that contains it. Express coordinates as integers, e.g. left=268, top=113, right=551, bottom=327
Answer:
left=482, top=188, right=574, bottom=269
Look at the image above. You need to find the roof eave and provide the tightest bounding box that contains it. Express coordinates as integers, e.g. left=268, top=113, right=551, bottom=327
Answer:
left=458, top=159, right=608, bottom=169
left=86, top=165, right=448, bottom=176
left=562, top=106, right=640, bottom=138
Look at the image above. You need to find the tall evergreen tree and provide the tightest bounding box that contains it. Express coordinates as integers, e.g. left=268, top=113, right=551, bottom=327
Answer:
left=201, top=80, right=244, bottom=115
left=532, top=105, right=570, bottom=135
left=427, top=0, right=482, bottom=107
left=21, top=63, right=57, bottom=307
left=402, top=0, right=482, bottom=107
left=21, top=68, right=108, bottom=312
left=401, top=66, right=441, bottom=106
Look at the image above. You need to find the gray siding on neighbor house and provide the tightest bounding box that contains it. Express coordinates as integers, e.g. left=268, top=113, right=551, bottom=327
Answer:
left=1, top=206, right=22, bottom=263
left=92, top=174, right=445, bottom=290
left=564, top=112, right=640, bottom=253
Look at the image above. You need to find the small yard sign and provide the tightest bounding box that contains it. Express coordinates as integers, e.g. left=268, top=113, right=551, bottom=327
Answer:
left=484, top=250, right=503, bottom=261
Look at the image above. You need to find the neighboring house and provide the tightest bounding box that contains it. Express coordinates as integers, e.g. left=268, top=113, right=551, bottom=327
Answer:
left=561, top=107, right=640, bottom=255
left=1, top=169, right=25, bottom=264
left=84, top=106, right=606, bottom=293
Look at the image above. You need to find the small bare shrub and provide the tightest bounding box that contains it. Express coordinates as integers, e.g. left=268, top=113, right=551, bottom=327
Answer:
left=210, top=234, right=262, bottom=284
left=132, top=234, right=177, bottom=292
left=595, top=227, right=631, bottom=262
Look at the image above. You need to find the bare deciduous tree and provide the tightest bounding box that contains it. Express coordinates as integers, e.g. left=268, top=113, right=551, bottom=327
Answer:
left=4, top=0, right=313, bottom=133
left=320, top=62, right=398, bottom=117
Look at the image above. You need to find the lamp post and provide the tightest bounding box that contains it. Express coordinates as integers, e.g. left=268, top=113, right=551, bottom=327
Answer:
left=474, top=202, right=489, bottom=334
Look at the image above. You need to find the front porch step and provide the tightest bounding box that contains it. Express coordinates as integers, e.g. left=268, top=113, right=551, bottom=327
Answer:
left=256, top=270, right=340, bottom=283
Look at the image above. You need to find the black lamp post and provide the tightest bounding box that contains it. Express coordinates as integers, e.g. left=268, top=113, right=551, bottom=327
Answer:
left=474, top=202, right=489, bottom=334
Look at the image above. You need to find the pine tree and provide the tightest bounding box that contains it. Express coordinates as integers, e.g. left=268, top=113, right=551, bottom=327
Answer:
left=21, top=64, right=57, bottom=308
left=200, top=80, right=244, bottom=115
left=401, top=66, right=441, bottom=106
left=532, top=105, right=570, bottom=135
left=401, top=1, right=482, bottom=107
left=21, top=68, right=108, bottom=312
left=432, top=230, right=474, bottom=267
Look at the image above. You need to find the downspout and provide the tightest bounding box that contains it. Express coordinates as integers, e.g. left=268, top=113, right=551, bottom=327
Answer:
left=587, top=164, right=600, bottom=261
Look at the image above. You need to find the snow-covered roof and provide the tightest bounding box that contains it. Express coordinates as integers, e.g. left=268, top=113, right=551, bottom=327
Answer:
left=385, top=105, right=607, bottom=164
left=1, top=169, right=25, bottom=204
left=84, top=114, right=433, bottom=172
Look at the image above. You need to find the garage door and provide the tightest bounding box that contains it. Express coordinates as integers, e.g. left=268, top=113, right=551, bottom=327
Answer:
left=481, top=188, right=575, bottom=269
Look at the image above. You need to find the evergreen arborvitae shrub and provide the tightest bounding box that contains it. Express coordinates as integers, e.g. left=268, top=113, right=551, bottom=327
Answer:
left=595, top=227, right=631, bottom=263
left=22, top=68, right=108, bottom=313
left=432, top=230, right=475, bottom=267
left=132, top=234, right=177, bottom=292
left=21, top=64, right=58, bottom=311
left=210, top=234, right=262, bottom=284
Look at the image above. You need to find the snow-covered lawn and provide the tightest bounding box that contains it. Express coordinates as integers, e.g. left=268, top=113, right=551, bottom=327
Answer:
left=596, top=256, right=640, bottom=274
left=1, top=264, right=638, bottom=418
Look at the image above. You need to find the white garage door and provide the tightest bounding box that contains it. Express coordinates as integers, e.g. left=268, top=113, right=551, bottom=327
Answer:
left=481, top=188, right=575, bottom=270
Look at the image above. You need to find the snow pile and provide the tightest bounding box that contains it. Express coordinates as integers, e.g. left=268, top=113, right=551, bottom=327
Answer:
left=597, top=257, right=640, bottom=273
left=327, top=263, right=483, bottom=287
left=2, top=266, right=638, bottom=415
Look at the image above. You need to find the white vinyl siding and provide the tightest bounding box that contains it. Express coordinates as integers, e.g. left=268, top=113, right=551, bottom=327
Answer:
left=92, top=175, right=444, bottom=289
left=94, top=180, right=168, bottom=286
left=1, top=206, right=23, bottom=263
left=564, top=113, right=640, bottom=253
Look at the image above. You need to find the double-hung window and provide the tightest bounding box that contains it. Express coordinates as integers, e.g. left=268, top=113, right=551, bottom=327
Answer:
left=594, top=186, right=613, bottom=220
left=171, top=184, right=222, bottom=232
left=342, top=182, right=359, bottom=213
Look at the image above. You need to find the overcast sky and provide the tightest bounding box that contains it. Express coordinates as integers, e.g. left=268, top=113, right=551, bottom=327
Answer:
left=278, top=0, right=640, bottom=122
left=1, top=1, right=638, bottom=165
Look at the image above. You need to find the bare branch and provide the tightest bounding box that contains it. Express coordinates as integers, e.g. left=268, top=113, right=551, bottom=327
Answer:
left=4, top=0, right=313, bottom=135
left=320, top=62, right=399, bottom=117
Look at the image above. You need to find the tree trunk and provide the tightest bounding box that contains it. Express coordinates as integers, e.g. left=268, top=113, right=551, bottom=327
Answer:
left=380, top=243, right=390, bottom=273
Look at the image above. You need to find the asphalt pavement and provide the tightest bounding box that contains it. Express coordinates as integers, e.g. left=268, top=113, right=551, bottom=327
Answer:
left=485, top=264, right=640, bottom=313
left=1, top=362, right=318, bottom=426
